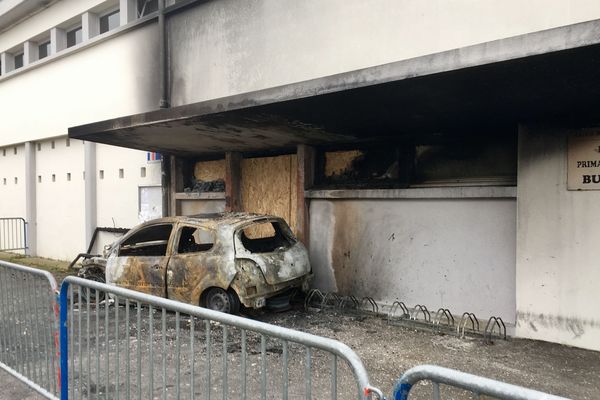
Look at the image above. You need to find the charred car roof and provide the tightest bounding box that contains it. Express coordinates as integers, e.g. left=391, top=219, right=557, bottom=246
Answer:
left=133, top=212, right=283, bottom=231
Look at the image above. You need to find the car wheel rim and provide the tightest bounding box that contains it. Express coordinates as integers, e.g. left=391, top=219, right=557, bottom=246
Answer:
left=208, top=290, right=230, bottom=313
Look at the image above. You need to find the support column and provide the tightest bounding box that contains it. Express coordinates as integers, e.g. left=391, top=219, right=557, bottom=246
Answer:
left=169, top=155, right=182, bottom=216
left=24, top=142, right=37, bottom=256
left=82, top=12, right=100, bottom=41
left=225, top=152, right=242, bottom=212
left=1, top=52, right=14, bottom=74
left=84, top=142, right=97, bottom=247
left=161, top=155, right=171, bottom=217
left=23, top=41, right=38, bottom=65
left=50, top=27, right=66, bottom=54
left=120, top=0, right=137, bottom=25
left=296, top=145, right=315, bottom=246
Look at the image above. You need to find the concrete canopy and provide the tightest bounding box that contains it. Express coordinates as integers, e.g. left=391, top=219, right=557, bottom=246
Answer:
left=68, top=19, right=600, bottom=158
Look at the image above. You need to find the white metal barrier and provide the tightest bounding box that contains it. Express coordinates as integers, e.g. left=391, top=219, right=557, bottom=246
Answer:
left=0, top=260, right=60, bottom=399
left=59, top=276, right=384, bottom=400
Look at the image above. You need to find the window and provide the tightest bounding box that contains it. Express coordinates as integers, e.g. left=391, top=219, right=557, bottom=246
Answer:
left=67, top=173, right=71, bottom=181
left=140, top=167, right=146, bottom=177
left=37, top=143, right=41, bottom=151
left=99, top=170, right=104, bottom=179
left=138, top=0, right=158, bottom=17
left=52, top=174, right=56, bottom=182
left=239, top=221, right=293, bottom=253
left=14, top=53, right=24, bottom=69
left=51, top=140, right=55, bottom=149
left=119, top=224, right=173, bottom=257
left=100, top=10, right=120, bottom=34
left=38, top=41, right=51, bottom=59
left=177, top=226, right=215, bottom=254
left=14, top=177, right=17, bottom=184
left=119, top=168, right=124, bottom=178
left=66, top=138, right=70, bottom=147
left=2, top=178, right=6, bottom=185
left=66, top=26, right=82, bottom=48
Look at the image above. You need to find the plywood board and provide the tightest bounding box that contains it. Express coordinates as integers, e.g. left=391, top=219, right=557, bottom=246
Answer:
left=324, top=150, right=363, bottom=177
left=194, top=159, right=226, bottom=181
left=241, top=155, right=298, bottom=235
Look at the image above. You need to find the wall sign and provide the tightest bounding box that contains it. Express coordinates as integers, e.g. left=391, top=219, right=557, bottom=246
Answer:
left=568, top=130, right=600, bottom=190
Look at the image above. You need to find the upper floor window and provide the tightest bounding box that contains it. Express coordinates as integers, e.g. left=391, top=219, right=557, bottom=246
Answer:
left=38, top=41, right=51, bottom=60
left=14, top=53, right=24, bottom=69
left=138, top=0, right=158, bottom=17
left=100, top=10, right=120, bottom=34
left=66, top=26, right=82, bottom=48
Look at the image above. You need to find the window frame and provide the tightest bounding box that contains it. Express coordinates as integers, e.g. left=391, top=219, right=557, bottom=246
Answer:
left=118, top=223, right=174, bottom=257
left=174, top=224, right=216, bottom=255
left=66, top=25, right=83, bottom=48
left=14, top=53, right=24, bottom=69
left=99, top=8, right=121, bottom=34
left=38, top=40, right=51, bottom=60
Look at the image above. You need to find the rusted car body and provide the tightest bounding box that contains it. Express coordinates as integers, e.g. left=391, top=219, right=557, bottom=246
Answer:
left=80, top=213, right=312, bottom=313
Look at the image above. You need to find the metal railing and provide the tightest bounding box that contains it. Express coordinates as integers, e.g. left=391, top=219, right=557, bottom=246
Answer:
left=0, top=260, right=60, bottom=399
left=392, top=365, right=570, bottom=400
left=59, top=276, right=384, bottom=400
left=0, top=217, right=28, bottom=252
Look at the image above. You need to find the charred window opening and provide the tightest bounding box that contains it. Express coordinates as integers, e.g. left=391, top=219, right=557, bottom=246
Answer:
left=318, top=144, right=414, bottom=189
left=177, top=226, right=215, bottom=254
left=316, top=134, right=516, bottom=189
left=119, top=224, right=172, bottom=257
left=240, top=222, right=292, bottom=253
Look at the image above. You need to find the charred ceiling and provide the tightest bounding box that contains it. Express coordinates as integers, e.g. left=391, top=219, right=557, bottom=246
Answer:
left=69, top=20, right=600, bottom=158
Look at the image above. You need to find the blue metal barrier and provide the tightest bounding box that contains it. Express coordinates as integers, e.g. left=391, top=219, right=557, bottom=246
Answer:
left=393, top=365, right=570, bottom=400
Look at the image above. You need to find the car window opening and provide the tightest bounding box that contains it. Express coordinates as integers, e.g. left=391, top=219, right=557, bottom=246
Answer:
left=119, top=224, right=172, bottom=257
left=241, top=221, right=292, bottom=253
left=178, top=226, right=214, bottom=253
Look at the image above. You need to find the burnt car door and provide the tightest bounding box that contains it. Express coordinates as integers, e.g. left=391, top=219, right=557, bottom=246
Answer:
left=106, top=223, right=174, bottom=297
left=166, top=224, right=228, bottom=304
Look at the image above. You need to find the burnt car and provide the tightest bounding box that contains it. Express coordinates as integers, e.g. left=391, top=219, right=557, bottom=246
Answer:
left=79, top=213, right=312, bottom=314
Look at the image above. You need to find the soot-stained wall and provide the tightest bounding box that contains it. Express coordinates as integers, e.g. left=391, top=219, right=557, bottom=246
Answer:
left=308, top=195, right=517, bottom=323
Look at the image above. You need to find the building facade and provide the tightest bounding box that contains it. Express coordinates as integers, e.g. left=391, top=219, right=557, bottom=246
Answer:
left=2, top=0, right=600, bottom=351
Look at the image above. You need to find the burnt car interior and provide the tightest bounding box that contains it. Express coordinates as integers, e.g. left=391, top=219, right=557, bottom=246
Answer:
left=177, top=226, right=215, bottom=253
left=240, top=221, right=292, bottom=253
left=119, top=224, right=173, bottom=257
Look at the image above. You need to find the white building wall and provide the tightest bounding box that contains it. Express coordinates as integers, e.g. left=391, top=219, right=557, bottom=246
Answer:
left=309, top=194, right=517, bottom=323
left=35, top=137, right=86, bottom=260
left=0, top=144, right=26, bottom=217
left=516, top=125, right=600, bottom=351
left=96, top=143, right=162, bottom=230
left=170, top=0, right=600, bottom=106
left=0, top=1, right=162, bottom=260
left=0, top=23, right=159, bottom=145
left=0, top=0, right=108, bottom=53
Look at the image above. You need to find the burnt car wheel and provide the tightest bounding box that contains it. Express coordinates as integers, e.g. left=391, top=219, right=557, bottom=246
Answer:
left=205, top=288, right=239, bottom=314
left=77, top=265, right=106, bottom=303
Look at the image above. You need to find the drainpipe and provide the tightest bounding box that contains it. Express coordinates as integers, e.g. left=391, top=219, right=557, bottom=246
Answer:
left=158, top=0, right=170, bottom=216
left=158, top=0, right=169, bottom=109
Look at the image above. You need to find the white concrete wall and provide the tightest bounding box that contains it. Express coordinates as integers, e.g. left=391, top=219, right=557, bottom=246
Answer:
left=517, top=125, right=600, bottom=351
left=95, top=143, right=161, bottom=249
left=169, top=0, right=600, bottom=106
left=0, top=22, right=159, bottom=145
left=0, top=144, right=25, bottom=217
left=0, top=2, right=163, bottom=260
left=35, top=137, right=86, bottom=260
left=309, top=195, right=517, bottom=322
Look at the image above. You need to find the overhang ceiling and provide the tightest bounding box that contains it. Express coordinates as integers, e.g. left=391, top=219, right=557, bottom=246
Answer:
left=69, top=19, right=600, bottom=158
